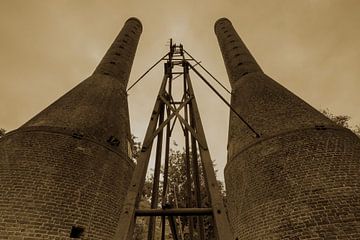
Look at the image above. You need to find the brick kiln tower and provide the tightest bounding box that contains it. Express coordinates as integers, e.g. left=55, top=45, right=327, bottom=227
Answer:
left=0, top=18, right=142, bottom=239
left=215, top=18, right=360, bottom=239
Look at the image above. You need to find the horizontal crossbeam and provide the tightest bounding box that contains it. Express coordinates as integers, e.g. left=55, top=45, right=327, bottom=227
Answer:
left=135, top=208, right=213, bottom=216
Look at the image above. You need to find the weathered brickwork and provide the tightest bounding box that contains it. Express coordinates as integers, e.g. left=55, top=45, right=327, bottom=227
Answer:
left=0, top=17, right=142, bottom=239
left=22, top=74, right=132, bottom=146
left=0, top=130, right=134, bottom=239
left=225, top=128, right=360, bottom=239
left=215, top=18, right=360, bottom=239
left=94, top=17, right=142, bottom=84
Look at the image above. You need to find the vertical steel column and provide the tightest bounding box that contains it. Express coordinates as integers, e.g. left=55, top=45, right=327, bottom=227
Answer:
left=189, top=103, right=205, bottom=240
left=161, top=77, right=172, bottom=240
left=184, top=62, right=235, bottom=240
left=183, top=70, right=194, bottom=239
left=147, top=102, right=165, bottom=240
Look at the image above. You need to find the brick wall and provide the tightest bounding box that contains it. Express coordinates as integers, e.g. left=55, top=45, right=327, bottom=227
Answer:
left=22, top=74, right=132, bottom=147
left=0, top=130, right=134, bottom=239
left=225, top=128, right=360, bottom=239
left=215, top=18, right=360, bottom=239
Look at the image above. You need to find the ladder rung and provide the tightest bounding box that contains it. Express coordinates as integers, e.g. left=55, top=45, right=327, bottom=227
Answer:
left=135, top=208, right=213, bottom=216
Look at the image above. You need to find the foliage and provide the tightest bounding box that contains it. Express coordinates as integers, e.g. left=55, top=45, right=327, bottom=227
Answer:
left=321, top=109, right=360, bottom=137
left=133, top=200, right=151, bottom=240
left=166, top=149, right=224, bottom=239
left=353, top=125, right=360, bottom=137
left=321, top=109, right=350, bottom=128
left=132, top=146, right=222, bottom=239
left=131, top=135, right=142, bottom=160
left=0, top=128, right=5, bottom=138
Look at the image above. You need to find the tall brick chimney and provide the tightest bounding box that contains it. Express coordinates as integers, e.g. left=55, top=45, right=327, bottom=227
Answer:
left=215, top=18, right=360, bottom=239
left=0, top=17, right=142, bottom=239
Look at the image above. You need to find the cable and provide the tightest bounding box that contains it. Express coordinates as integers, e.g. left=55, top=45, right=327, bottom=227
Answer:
left=127, top=52, right=168, bottom=92
left=188, top=63, right=260, bottom=138
left=126, top=46, right=260, bottom=138
left=183, top=49, right=232, bottom=95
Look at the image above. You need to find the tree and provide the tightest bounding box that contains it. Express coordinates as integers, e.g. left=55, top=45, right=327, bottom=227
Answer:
left=162, top=149, right=221, bottom=239
left=321, top=109, right=350, bottom=128
left=0, top=128, right=5, bottom=138
left=353, top=125, right=360, bottom=137
left=132, top=140, right=224, bottom=239
left=321, top=109, right=360, bottom=137
left=131, top=135, right=142, bottom=161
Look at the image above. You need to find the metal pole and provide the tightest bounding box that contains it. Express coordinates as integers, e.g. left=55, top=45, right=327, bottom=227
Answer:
left=189, top=103, right=206, bottom=240
left=168, top=216, right=180, bottom=240
left=183, top=49, right=231, bottom=94
left=161, top=65, right=173, bottom=240
left=136, top=208, right=213, bottom=216
left=184, top=62, right=236, bottom=240
left=127, top=53, right=168, bottom=92
left=189, top=64, right=260, bottom=138
left=183, top=69, right=194, bottom=239
left=147, top=102, right=165, bottom=240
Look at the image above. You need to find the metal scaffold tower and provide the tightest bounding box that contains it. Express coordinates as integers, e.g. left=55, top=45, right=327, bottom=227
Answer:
left=114, top=40, right=236, bottom=240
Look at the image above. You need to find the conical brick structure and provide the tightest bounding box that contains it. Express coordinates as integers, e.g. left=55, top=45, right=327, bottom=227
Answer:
left=215, top=18, right=360, bottom=239
left=0, top=17, right=142, bottom=239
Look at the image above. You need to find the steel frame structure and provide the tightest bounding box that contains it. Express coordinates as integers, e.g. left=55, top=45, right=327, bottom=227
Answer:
left=114, top=40, right=235, bottom=240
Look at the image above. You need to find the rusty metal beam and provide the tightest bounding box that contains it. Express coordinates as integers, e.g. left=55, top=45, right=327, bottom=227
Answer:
left=147, top=102, right=165, bottom=240
left=159, top=95, right=206, bottom=148
left=168, top=216, right=180, bottom=240
left=135, top=208, right=213, bottom=216
left=149, top=96, right=192, bottom=141
left=189, top=103, right=206, bottom=240
left=183, top=75, right=194, bottom=239
left=161, top=69, right=173, bottom=240
left=184, top=62, right=236, bottom=240
left=127, top=53, right=168, bottom=92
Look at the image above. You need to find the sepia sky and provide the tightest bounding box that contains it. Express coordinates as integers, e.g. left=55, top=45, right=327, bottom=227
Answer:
left=1, top=0, right=359, bottom=180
